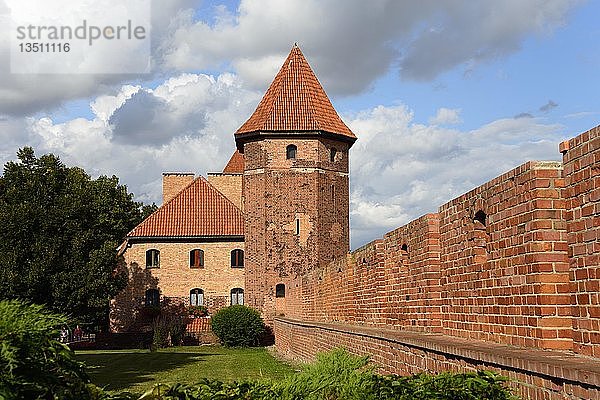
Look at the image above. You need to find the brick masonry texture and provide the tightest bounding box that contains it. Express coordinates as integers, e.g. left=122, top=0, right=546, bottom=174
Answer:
left=162, top=173, right=194, bottom=203
left=273, top=126, right=600, bottom=399
left=275, top=318, right=600, bottom=400
left=110, top=240, right=244, bottom=332
left=207, top=173, right=243, bottom=210
left=243, top=136, right=350, bottom=323
left=562, top=126, right=600, bottom=356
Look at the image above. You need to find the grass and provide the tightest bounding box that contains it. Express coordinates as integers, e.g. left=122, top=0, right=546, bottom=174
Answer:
left=75, top=346, right=295, bottom=394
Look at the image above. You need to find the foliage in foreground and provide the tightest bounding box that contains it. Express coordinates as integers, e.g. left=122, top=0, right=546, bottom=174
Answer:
left=106, top=348, right=519, bottom=400
left=210, top=305, right=265, bottom=347
left=0, top=147, right=156, bottom=328
left=0, top=300, right=517, bottom=400
left=0, top=300, right=91, bottom=400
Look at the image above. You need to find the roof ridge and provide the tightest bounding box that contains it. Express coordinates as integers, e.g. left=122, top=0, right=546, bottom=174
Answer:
left=126, top=175, right=244, bottom=238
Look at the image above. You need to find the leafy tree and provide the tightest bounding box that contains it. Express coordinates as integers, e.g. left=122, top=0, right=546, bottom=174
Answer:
left=0, top=147, right=155, bottom=329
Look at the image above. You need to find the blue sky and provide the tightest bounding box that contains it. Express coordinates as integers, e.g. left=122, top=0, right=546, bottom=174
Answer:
left=0, top=0, right=598, bottom=247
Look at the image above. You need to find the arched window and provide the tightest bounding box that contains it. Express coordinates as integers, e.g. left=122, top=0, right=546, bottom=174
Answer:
left=145, top=289, right=160, bottom=307
left=231, top=249, right=244, bottom=268
left=190, top=288, right=204, bottom=306
left=275, top=283, right=286, bottom=298
left=146, top=249, right=160, bottom=268
left=190, top=249, right=204, bottom=268
left=231, top=288, right=244, bottom=305
left=330, top=148, right=337, bottom=162
left=286, top=144, right=297, bottom=160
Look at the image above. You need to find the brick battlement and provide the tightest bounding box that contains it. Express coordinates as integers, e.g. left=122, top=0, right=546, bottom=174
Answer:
left=275, top=125, right=600, bottom=399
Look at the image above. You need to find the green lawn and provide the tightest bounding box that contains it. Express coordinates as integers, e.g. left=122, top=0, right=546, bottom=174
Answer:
left=75, top=346, right=295, bottom=394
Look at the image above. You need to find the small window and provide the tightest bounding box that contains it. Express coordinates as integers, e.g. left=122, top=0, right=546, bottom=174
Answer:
left=231, top=288, right=244, bottom=305
left=286, top=144, right=297, bottom=160
left=145, top=289, right=160, bottom=307
left=190, top=249, right=204, bottom=268
left=474, top=210, right=487, bottom=228
left=146, top=249, right=160, bottom=268
left=295, top=219, right=300, bottom=235
left=190, top=288, right=204, bottom=306
left=400, top=244, right=409, bottom=268
left=330, top=148, right=337, bottom=162
left=275, top=283, right=286, bottom=298
left=231, top=249, right=244, bottom=268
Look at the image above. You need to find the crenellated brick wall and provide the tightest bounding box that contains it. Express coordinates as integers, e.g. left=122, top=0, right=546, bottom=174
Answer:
left=562, top=126, right=600, bottom=356
left=274, top=125, right=600, bottom=399
left=439, top=161, right=571, bottom=349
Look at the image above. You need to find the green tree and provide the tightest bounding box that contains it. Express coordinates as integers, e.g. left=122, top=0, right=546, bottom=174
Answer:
left=0, top=147, right=155, bottom=329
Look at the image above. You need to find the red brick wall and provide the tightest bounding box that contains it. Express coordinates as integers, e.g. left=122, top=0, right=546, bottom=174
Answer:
left=272, top=126, right=600, bottom=395
left=281, top=160, right=572, bottom=350
left=275, top=318, right=600, bottom=400
left=283, top=214, right=442, bottom=331
left=562, top=125, right=600, bottom=356
left=242, top=136, right=351, bottom=323
left=439, top=161, right=571, bottom=350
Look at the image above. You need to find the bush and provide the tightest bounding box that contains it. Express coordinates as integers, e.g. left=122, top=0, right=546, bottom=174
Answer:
left=134, top=348, right=519, bottom=400
left=210, top=305, right=265, bottom=347
left=151, top=299, right=188, bottom=350
left=0, top=300, right=91, bottom=400
left=278, top=347, right=375, bottom=400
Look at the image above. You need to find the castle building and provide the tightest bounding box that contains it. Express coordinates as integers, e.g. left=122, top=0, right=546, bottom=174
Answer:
left=110, top=44, right=353, bottom=330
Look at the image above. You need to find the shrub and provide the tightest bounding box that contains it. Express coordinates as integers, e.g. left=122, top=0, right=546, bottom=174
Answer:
left=372, top=370, right=520, bottom=400
left=0, top=300, right=91, bottom=400
left=210, top=305, right=265, bottom=347
left=134, top=348, right=519, bottom=399
left=277, top=347, right=376, bottom=400
left=151, top=299, right=188, bottom=350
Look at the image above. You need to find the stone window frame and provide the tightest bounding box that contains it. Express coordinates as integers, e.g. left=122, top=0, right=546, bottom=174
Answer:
left=190, top=288, right=204, bottom=306
left=145, top=288, right=160, bottom=307
left=286, top=144, right=297, bottom=159
left=190, top=248, right=205, bottom=268
left=275, top=283, right=286, bottom=298
left=231, top=288, right=244, bottom=305
left=145, top=249, right=160, bottom=268
left=231, top=249, right=244, bottom=268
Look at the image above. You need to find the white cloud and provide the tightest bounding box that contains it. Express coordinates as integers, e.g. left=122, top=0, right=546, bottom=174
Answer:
left=0, top=0, right=198, bottom=116
left=429, top=107, right=462, bottom=125
left=2, top=72, right=260, bottom=204
left=346, top=104, right=567, bottom=247
left=162, top=0, right=578, bottom=94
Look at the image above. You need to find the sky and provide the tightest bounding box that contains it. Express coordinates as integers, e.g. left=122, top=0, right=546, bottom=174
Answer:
left=0, top=0, right=598, bottom=248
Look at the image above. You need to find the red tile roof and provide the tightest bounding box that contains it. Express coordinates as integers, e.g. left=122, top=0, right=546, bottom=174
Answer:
left=127, top=176, right=243, bottom=238
left=223, top=150, right=245, bottom=173
left=235, top=45, right=356, bottom=139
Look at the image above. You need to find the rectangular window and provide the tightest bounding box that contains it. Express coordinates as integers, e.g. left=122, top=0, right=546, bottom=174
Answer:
left=295, top=219, right=300, bottom=235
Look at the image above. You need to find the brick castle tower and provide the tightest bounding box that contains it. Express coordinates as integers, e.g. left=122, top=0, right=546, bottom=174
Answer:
left=234, top=45, right=357, bottom=321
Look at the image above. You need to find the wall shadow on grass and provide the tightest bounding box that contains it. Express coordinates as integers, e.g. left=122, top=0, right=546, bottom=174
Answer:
left=76, top=351, right=219, bottom=391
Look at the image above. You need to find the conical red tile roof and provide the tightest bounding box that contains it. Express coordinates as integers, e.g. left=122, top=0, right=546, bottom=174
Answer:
left=235, top=45, right=355, bottom=139
left=222, top=150, right=245, bottom=173
left=127, top=176, right=243, bottom=238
